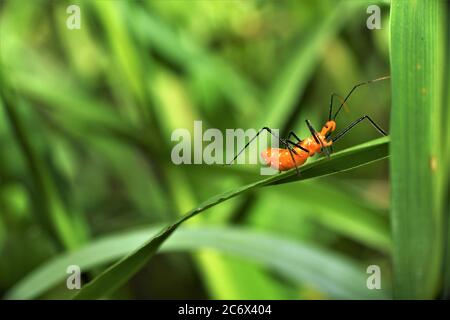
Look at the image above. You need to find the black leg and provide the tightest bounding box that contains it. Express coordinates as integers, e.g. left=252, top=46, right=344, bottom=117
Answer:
left=227, top=127, right=301, bottom=175
left=328, top=93, right=347, bottom=121
left=268, top=137, right=301, bottom=175
left=287, top=130, right=309, bottom=154
left=228, top=127, right=288, bottom=164
left=333, top=76, right=390, bottom=121
left=286, top=139, right=309, bottom=153
left=286, top=137, right=308, bottom=176
left=285, top=145, right=300, bottom=176
left=331, top=115, right=387, bottom=143
left=305, top=120, right=330, bottom=158
left=287, top=131, right=302, bottom=143
left=305, top=120, right=320, bottom=144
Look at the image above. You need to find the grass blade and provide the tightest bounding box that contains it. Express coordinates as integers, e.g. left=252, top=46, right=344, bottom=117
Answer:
left=443, top=6, right=450, bottom=297
left=71, top=137, right=389, bottom=299
left=7, top=226, right=390, bottom=300
left=389, top=0, right=447, bottom=298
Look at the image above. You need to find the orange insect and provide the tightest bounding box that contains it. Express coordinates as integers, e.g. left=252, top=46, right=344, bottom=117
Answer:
left=228, top=76, right=389, bottom=175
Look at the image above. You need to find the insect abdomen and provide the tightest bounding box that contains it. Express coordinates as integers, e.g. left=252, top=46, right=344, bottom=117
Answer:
left=261, top=148, right=308, bottom=171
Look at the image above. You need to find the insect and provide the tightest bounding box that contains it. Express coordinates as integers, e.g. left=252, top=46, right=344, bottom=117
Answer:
left=227, top=76, right=390, bottom=175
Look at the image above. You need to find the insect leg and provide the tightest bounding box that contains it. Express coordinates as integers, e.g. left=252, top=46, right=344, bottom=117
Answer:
left=286, top=145, right=300, bottom=176
left=331, top=115, right=387, bottom=143
left=286, top=131, right=309, bottom=153
left=287, top=131, right=302, bottom=143
left=227, top=127, right=298, bottom=165
left=265, top=136, right=301, bottom=175
left=305, top=120, right=330, bottom=158
left=287, top=139, right=309, bottom=153
left=280, top=134, right=303, bottom=175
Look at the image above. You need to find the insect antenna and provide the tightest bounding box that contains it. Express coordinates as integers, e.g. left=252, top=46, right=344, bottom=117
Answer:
left=333, top=75, right=390, bottom=121
left=328, top=93, right=348, bottom=121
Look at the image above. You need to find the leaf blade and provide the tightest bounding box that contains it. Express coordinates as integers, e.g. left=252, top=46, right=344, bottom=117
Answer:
left=389, top=0, right=447, bottom=298
left=7, top=226, right=390, bottom=300
left=73, top=137, right=389, bottom=299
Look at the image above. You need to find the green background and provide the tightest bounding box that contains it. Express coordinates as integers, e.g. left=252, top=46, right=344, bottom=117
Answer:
left=0, top=0, right=448, bottom=300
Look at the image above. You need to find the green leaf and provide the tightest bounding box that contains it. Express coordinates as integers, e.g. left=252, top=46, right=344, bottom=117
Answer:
left=7, top=226, right=390, bottom=300
left=389, top=0, right=447, bottom=299
left=443, top=6, right=450, bottom=298
left=70, top=137, right=389, bottom=299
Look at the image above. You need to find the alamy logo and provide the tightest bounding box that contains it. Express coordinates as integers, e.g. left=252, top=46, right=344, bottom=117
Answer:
left=66, top=265, right=81, bottom=290
left=171, top=121, right=280, bottom=175
left=66, top=5, right=81, bottom=30
left=366, top=265, right=381, bottom=289
left=366, top=5, right=381, bottom=30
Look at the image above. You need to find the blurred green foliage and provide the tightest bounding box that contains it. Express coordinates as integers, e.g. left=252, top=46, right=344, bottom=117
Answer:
left=0, top=0, right=410, bottom=299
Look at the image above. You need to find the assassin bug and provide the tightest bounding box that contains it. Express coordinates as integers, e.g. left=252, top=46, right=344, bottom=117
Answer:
left=227, top=76, right=389, bottom=175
